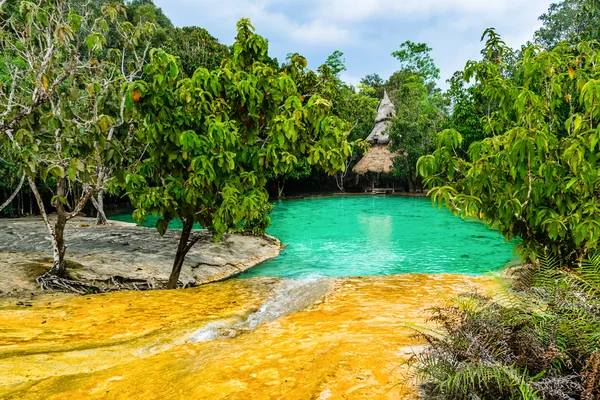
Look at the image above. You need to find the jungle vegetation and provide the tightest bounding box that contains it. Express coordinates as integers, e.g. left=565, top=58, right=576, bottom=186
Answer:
left=1, top=0, right=600, bottom=396
left=413, top=0, right=600, bottom=398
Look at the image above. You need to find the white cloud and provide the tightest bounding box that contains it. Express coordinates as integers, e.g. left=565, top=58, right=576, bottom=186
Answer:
left=155, top=0, right=555, bottom=90
left=156, top=0, right=352, bottom=46
left=309, top=0, right=551, bottom=22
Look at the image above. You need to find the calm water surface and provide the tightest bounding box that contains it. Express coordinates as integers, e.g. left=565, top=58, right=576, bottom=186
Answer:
left=111, top=196, right=516, bottom=278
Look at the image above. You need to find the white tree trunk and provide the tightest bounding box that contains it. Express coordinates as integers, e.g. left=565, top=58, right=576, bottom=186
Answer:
left=277, top=179, right=286, bottom=198
left=91, top=190, right=108, bottom=225
left=0, top=172, right=25, bottom=212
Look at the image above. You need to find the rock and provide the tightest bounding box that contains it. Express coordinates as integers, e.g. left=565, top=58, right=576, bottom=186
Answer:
left=0, top=217, right=281, bottom=296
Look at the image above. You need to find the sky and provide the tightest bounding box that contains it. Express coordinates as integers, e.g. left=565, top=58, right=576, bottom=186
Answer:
left=154, top=0, right=554, bottom=89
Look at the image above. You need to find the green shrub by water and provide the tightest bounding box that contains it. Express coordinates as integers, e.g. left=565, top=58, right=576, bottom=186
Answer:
left=411, top=254, right=600, bottom=399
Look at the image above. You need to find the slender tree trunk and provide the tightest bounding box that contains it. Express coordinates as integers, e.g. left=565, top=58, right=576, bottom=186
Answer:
left=91, top=190, right=108, bottom=225
left=28, top=177, right=67, bottom=276
left=277, top=178, right=285, bottom=198
left=167, top=217, right=195, bottom=289
left=0, top=172, right=25, bottom=213
left=50, top=213, right=68, bottom=276
left=334, top=172, right=345, bottom=192
left=50, top=178, right=70, bottom=276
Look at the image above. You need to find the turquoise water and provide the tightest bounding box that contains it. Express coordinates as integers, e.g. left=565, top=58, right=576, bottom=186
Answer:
left=111, top=196, right=517, bottom=278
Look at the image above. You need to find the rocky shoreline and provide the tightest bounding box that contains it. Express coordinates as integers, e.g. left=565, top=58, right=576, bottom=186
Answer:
left=0, top=217, right=281, bottom=298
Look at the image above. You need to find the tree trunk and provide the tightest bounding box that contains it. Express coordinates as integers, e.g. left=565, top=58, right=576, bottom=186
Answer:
left=334, top=172, right=345, bottom=192
left=167, top=217, right=195, bottom=289
left=49, top=213, right=67, bottom=276
left=277, top=179, right=285, bottom=199
left=28, top=177, right=67, bottom=276
left=91, top=190, right=108, bottom=225
left=0, top=172, right=25, bottom=213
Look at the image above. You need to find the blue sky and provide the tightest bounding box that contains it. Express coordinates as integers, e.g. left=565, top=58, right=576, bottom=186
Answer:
left=154, top=0, right=553, bottom=89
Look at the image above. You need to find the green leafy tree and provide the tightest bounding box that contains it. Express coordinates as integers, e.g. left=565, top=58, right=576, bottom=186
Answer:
left=385, top=42, right=448, bottom=192
left=267, top=159, right=312, bottom=198
left=535, top=0, right=600, bottom=47
left=443, top=72, right=488, bottom=154
left=332, top=89, right=378, bottom=191
left=360, top=73, right=385, bottom=98
left=0, top=1, right=149, bottom=289
left=123, top=19, right=351, bottom=289
left=165, top=27, right=229, bottom=77
left=282, top=52, right=378, bottom=192
left=418, top=35, right=600, bottom=263
left=391, top=41, right=440, bottom=84
left=388, top=73, right=447, bottom=191
left=324, top=50, right=346, bottom=77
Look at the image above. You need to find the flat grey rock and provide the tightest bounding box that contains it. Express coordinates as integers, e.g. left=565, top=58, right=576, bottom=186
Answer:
left=0, top=217, right=281, bottom=296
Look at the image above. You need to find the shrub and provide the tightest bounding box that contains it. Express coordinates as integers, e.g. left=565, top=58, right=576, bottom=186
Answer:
left=411, top=254, right=600, bottom=399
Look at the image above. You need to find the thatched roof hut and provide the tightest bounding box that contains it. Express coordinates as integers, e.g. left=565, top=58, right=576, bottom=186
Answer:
left=353, top=91, right=401, bottom=177
left=353, top=144, right=400, bottom=175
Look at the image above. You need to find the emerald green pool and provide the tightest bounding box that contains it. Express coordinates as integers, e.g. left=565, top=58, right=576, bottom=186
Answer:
left=111, top=196, right=517, bottom=278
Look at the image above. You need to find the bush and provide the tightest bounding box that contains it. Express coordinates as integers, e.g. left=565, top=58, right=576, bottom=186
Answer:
left=411, top=255, right=600, bottom=399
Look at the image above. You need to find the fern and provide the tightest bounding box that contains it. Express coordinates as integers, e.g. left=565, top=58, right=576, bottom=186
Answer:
left=411, top=252, right=600, bottom=400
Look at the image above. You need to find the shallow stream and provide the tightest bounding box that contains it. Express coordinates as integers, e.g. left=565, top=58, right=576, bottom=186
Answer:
left=2, top=196, right=511, bottom=398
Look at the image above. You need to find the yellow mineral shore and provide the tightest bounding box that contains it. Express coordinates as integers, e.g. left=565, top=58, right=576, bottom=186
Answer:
left=0, top=274, right=496, bottom=399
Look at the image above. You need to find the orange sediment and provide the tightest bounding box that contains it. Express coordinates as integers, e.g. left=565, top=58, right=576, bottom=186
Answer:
left=0, top=274, right=496, bottom=399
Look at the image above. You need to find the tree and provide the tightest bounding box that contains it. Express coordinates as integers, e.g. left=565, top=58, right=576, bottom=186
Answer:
left=267, top=159, right=312, bottom=198
left=535, top=0, right=600, bottom=47
left=165, top=27, right=229, bottom=77
left=391, top=41, right=440, bottom=84
left=360, top=74, right=385, bottom=98
left=123, top=19, right=351, bottom=289
left=387, top=73, right=447, bottom=191
left=325, top=50, right=346, bottom=77
left=385, top=41, right=448, bottom=192
left=418, top=35, right=600, bottom=263
left=332, top=88, right=378, bottom=191
left=0, top=1, right=149, bottom=290
left=443, top=72, right=488, bottom=154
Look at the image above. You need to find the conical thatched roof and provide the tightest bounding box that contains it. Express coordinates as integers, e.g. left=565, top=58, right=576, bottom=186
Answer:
left=354, top=92, right=401, bottom=175
left=353, top=144, right=401, bottom=175
left=365, top=91, right=395, bottom=145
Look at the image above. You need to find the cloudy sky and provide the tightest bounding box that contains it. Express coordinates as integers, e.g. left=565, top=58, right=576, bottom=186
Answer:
left=154, top=0, right=554, bottom=88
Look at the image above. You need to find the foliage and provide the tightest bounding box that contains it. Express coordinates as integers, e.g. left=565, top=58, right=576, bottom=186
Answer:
left=392, top=41, right=440, bottom=83
left=324, top=50, right=346, bottom=77
left=123, top=19, right=351, bottom=288
left=281, top=51, right=377, bottom=192
left=165, top=27, right=229, bottom=77
left=360, top=73, right=385, bottom=99
left=0, top=0, right=151, bottom=279
left=412, top=254, right=600, bottom=400
left=442, top=71, right=488, bottom=154
left=386, top=44, right=448, bottom=191
left=535, top=0, right=600, bottom=47
left=418, top=36, right=600, bottom=262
